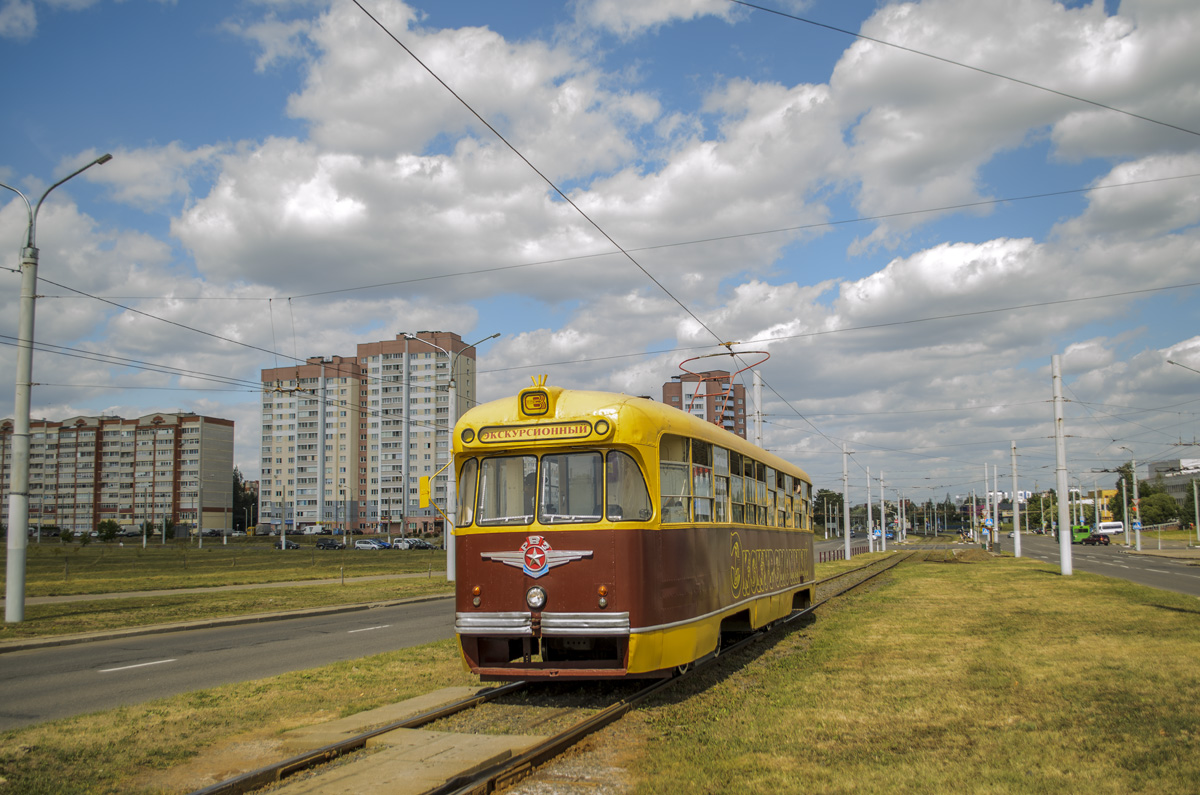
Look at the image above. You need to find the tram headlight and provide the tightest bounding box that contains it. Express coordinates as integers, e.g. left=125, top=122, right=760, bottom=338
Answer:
left=598, top=584, right=609, bottom=608
left=526, top=586, right=547, bottom=610
left=472, top=585, right=482, bottom=607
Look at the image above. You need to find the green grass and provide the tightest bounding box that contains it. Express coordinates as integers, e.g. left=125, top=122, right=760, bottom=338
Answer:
left=0, top=542, right=451, bottom=641
left=630, top=553, right=1200, bottom=794
left=6, top=540, right=445, bottom=596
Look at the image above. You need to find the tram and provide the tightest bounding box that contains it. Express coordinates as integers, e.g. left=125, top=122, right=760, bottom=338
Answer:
left=452, top=378, right=815, bottom=680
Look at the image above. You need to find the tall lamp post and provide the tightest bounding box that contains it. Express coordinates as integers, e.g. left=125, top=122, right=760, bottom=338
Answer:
left=406, top=332, right=499, bottom=582
left=2, top=154, right=112, bottom=623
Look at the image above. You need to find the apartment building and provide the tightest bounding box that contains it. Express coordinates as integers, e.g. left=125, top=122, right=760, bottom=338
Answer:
left=258, top=331, right=479, bottom=535
left=1148, top=459, right=1200, bottom=506
left=0, top=412, right=234, bottom=535
left=662, top=370, right=748, bottom=439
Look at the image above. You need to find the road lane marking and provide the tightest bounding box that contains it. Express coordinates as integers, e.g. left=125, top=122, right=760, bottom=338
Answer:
left=348, top=625, right=391, bottom=633
left=99, top=659, right=176, bottom=673
left=1147, top=569, right=1169, bottom=574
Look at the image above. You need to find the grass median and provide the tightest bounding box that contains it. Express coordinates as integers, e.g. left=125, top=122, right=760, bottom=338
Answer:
left=0, top=551, right=1197, bottom=793
left=0, top=542, right=451, bottom=642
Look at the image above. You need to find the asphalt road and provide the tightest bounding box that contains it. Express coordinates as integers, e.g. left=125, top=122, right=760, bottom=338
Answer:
left=0, top=596, right=455, bottom=732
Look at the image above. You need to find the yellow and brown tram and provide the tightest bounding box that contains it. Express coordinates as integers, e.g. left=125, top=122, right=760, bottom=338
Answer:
left=452, top=380, right=814, bottom=680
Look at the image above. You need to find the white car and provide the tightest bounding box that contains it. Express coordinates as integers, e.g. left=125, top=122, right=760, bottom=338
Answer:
left=354, top=539, right=386, bottom=550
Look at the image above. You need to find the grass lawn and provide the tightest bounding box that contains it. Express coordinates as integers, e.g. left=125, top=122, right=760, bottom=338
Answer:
left=0, top=542, right=451, bottom=641
left=629, top=552, right=1200, bottom=794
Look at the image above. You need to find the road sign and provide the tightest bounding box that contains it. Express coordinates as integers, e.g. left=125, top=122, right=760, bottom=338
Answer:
left=1132, top=520, right=1142, bottom=531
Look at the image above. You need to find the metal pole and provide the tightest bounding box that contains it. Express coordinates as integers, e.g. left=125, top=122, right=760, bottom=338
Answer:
left=1121, top=478, right=1130, bottom=547
left=866, top=467, right=873, bottom=553
left=1011, top=442, right=1021, bottom=558
left=1052, top=355, right=1073, bottom=575
left=879, top=471, right=886, bottom=552
left=1132, top=458, right=1142, bottom=551
left=1193, top=479, right=1199, bottom=545
left=842, top=443, right=851, bottom=561
left=3, top=154, right=112, bottom=623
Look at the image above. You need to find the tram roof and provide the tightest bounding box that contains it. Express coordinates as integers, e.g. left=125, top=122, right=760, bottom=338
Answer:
left=458, top=387, right=810, bottom=484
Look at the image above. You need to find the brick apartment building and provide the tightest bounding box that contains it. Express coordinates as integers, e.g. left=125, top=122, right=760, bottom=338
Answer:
left=662, top=370, right=748, bottom=439
left=0, top=412, right=234, bottom=536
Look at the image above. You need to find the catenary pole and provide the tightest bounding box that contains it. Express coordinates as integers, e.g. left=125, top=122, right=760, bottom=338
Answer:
left=842, top=444, right=851, bottom=561
left=865, top=467, right=873, bottom=553
left=879, top=471, right=886, bottom=552
left=1011, top=442, right=1022, bottom=558
left=1052, top=355, right=1073, bottom=575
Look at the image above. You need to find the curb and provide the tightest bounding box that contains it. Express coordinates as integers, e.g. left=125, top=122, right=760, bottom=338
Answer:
left=0, top=593, right=455, bottom=655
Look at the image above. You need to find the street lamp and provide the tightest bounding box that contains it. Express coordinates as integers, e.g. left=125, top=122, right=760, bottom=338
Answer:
left=1167, top=359, right=1200, bottom=377
left=405, top=332, right=499, bottom=582
left=2, top=153, right=113, bottom=623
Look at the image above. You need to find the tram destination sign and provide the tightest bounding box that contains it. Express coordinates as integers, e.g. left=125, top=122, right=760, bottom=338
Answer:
left=477, top=421, right=593, bottom=444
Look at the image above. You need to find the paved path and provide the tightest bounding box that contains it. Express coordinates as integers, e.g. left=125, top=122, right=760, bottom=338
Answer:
left=0, top=571, right=448, bottom=606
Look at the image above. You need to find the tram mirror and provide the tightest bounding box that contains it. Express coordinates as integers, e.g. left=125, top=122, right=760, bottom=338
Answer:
left=419, top=476, right=431, bottom=508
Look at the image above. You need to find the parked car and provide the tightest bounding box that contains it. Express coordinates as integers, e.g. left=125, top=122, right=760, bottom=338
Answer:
left=410, top=539, right=435, bottom=550
left=355, top=538, right=387, bottom=550
left=230, top=530, right=247, bottom=537
left=274, top=539, right=300, bottom=550
left=316, top=538, right=344, bottom=550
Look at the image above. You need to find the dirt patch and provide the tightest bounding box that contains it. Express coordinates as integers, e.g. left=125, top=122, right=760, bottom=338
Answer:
left=952, top=548, right=995, bottom=563
left=129, top=732, right=286, bottom=793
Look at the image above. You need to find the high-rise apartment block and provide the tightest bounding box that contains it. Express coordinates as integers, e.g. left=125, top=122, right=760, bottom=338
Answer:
left=662, top=370, right=748, bottom=438
left=0, top=412, right=234, bottom=535
left=259, top=331, right=479, bottom=535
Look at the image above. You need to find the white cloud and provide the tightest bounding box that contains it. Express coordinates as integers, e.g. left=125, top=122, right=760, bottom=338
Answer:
left=0, top=0, right=35, bottom=39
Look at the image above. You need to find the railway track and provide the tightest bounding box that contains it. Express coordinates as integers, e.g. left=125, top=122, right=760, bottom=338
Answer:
left=191, top=552, right=913, bottom=795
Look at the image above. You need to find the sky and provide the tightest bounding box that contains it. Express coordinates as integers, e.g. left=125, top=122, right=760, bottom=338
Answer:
left=1, top=0, right=1198, bottom=508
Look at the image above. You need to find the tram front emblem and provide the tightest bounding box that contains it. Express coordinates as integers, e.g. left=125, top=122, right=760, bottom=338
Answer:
left=481, top=535, right=593, bottom=578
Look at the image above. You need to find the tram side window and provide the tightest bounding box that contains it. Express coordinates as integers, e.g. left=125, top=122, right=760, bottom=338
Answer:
left=729, top=451, right=744, bottom=523
left=660, top=434, right=690, bottom=523
left=713, top=447, right=729, bottom=522
left=457, top=458, right=477, bottom=527
left=540, top=452, right=602, bottom=524
left=477, top=455, right=537, bottom=526
left=766, top=466, right=776, bottom=527
left=692, top=440, right=713, bottom=522
left=606, top=451, right=652, bottom=521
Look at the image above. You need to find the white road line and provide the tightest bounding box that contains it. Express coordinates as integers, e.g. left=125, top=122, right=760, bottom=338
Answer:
left=348, top=625, right=390, bottom=634
left=99, top=659, right=176, bottom=673
left=1147, top=569, right=1169, bottom=574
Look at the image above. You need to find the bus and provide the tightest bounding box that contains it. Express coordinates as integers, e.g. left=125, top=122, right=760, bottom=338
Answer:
left=451, top=380, right=815, bottom=680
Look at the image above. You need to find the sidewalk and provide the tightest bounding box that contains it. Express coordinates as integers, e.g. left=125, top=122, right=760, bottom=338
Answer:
left=0, top=570, right=447, bottom=606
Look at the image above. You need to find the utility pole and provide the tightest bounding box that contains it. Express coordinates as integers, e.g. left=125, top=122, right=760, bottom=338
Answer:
left=1012, top=442, right=1021, bottom=558
left=866, top=467, right=873, bottom=553
left=1052, top=354, right=1073, bottom=575
left=842, top=443, right=851, bottom=561
left=879, top=471, right=886, bottom=552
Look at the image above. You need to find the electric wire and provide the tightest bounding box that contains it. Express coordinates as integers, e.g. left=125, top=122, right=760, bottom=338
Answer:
left=729, top=0, right=1200, bottom=139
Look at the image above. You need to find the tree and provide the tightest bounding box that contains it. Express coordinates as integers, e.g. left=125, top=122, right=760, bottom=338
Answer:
left=815, top=489, right=844, bottom=529
left=96, top=519, right=120, bottom=543
left=233, top=467, right=256, bottom=531
left=162, top=517, right=177, bottom=540
left=1139, top=492, right=1180, bottom=526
